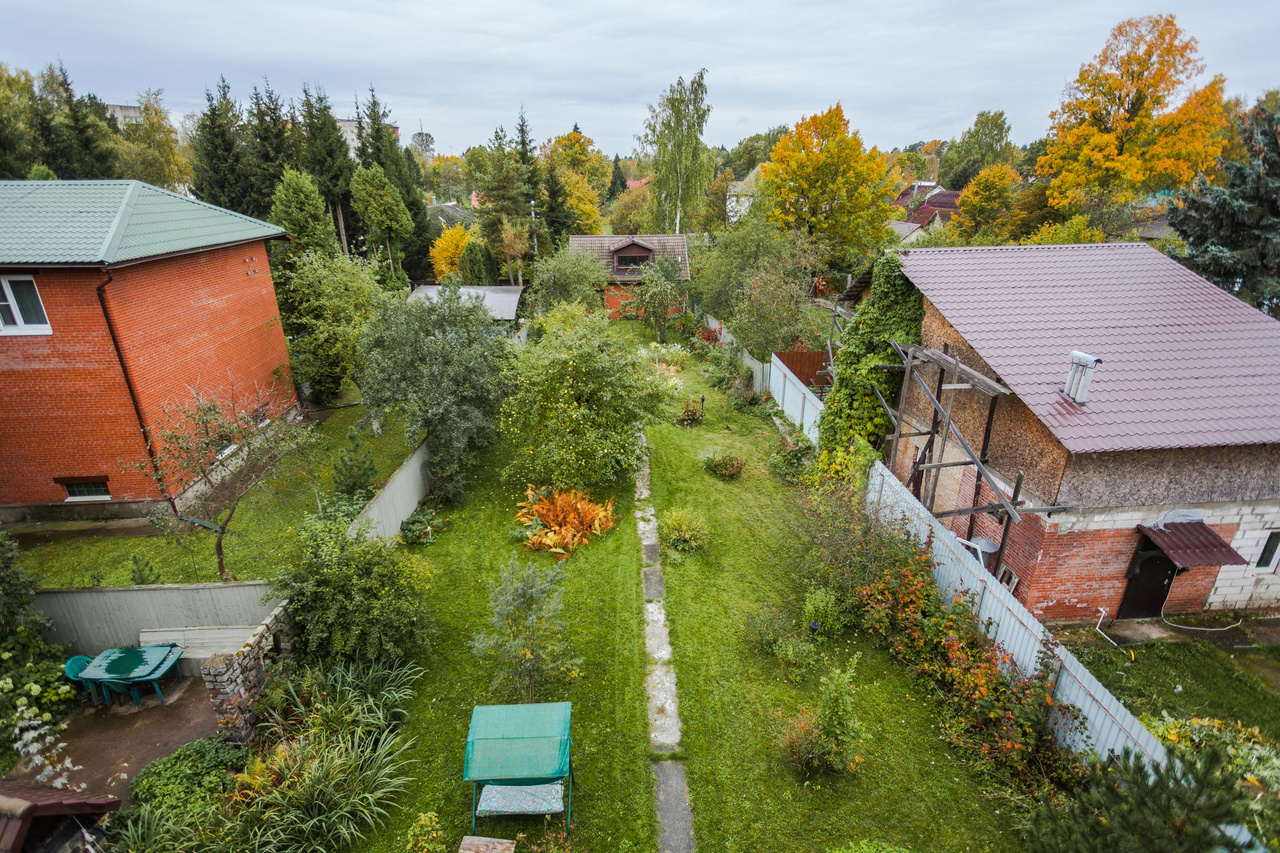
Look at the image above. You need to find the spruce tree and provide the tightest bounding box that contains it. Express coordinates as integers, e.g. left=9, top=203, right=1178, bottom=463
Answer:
left=300, top=85, right=356, bottom=254
left=332, top=426, right=377, bottom=499
left=1170, top=96, right=1280, bottom=318
left=1027, top=745, right=1249, bottom=853
left=244, top=81, right=296, bottom=219
left=191, top=78, right=250, bottom=212
left=608, top=154, right=627, bottom=202
left=542, top=165, right=573, bottom=246
left=356, top=87, right=434, bottom=279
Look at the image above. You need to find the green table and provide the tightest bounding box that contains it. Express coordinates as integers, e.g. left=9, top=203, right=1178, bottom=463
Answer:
left=464, top=702, right=573, bottom=833
left=79, top=643, right=184, bottom=707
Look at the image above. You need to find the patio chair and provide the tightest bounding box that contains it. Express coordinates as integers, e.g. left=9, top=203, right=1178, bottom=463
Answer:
left=101, top=680, right=142, bottom=709
left=63, top=656, right=99, bottom=704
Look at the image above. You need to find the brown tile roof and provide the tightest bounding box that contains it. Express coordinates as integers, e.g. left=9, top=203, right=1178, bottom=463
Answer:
left=899, top=243, right=1280, bottom=453
left=567, top=234, right=691, bottom=282
left=626, top=176, right=653, bottom=190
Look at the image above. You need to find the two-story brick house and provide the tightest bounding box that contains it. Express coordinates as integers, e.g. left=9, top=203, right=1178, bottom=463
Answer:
left=880, top=243, right=1280, bottom=620
left=0, top=180, right=295, bottom=522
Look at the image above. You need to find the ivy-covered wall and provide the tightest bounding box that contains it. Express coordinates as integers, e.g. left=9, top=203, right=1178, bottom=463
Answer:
left=817, top=253, right=924, bottom=482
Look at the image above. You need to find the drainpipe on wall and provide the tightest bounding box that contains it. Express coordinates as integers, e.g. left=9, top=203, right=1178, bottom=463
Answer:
left=95, top=267, right=175, bottom=514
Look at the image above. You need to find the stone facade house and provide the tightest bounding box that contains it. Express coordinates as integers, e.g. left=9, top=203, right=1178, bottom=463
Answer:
left=882, top=243, right=1280, bottom=621
left=0, top=180, right=296, bottom=522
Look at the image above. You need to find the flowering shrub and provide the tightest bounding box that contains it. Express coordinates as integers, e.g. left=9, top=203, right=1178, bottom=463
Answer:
left=515, top=485, right=618, bottom=561
left=702, top=450, right=746, bottom=480
left=675, top=398, right=705, bottom=427
left=399, top=503, right=450, bottom=545
left=659, top=508, right=710, bottom=553
left=401, top=811, right=446, bottom=853
left=697, top=324, right=722, bottom=346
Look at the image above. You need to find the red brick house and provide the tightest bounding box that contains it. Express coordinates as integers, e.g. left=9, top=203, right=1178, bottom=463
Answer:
left=566, top=234, right=691, bottom=314
left=881, top=243, right=1280, bottom=620
left=0, top=180, right=295, bottom=522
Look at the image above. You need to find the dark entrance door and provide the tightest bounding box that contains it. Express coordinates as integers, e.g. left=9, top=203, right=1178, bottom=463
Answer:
left=1117, top=541, right=1178, bottom=619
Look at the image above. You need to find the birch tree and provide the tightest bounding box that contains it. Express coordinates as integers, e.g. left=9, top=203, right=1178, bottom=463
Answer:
left=639, top=69, right=713, bottom=234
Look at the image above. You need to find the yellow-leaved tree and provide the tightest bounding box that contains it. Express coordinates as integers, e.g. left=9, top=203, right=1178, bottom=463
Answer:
left=1038, top=14, right=1229, bottom=210
left=562, top=170, right=603, bottom=235
left=761, top=104, right=892, bottom=261
left=429, top=223, right=470, bottom=277
left=951, top=164, right=1020, bottom=243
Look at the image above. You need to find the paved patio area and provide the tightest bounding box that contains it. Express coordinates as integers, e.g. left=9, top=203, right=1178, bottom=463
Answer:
left=6, top=674, right=218, bottom=801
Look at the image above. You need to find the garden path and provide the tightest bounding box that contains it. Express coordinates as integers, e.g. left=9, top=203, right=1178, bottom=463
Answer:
left=635, top=435, right=695, bottom=853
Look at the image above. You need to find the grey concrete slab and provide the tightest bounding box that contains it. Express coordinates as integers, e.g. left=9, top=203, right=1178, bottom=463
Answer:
left=643, top=567, right=665, bottom=601
left=646, top=664, right=682, bottom=750
left=653, top=761, right=695, bottom=853
left=645, top=602, right=672, bottom=662
left=642, top=541, right=661, bottom=567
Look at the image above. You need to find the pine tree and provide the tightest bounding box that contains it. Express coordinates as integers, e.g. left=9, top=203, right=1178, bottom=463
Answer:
left=191, top=78, right=250, bottom=212
left=350, top=163, right=413, bottom=284
left=332, top=426, right=377, bottom=499
left=300, top=85, right=356, bottom=254
left=475, top=127, right=530, bottom=284
left=1170, top=96, right=1280, bottom=318
left=28, top=64, right=115, bottom=180
left=1027, top=745, right=1249, bottom=853
left=244, top=81, right=297, bottom=219
left=514, top=107, right=539, bottom=204
left=608, top=154, right=627, bottom=201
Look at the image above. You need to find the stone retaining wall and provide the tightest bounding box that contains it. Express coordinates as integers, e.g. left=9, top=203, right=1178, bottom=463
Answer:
left=200, top=601, right=295, bottom=743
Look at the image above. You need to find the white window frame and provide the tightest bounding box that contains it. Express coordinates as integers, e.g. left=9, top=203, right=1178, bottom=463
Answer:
left=0, top=275, right=52, bottom=336
left=62, top=481, right=112, bottom=503
left=1260, top=530, right=1280, bottom=573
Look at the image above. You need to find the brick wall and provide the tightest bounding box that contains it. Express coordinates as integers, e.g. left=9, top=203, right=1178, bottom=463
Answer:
left=0, top=267, right=157, bottom=507
left=0, top=241, right=295, bottom=511
left=201, top=602, right=295, bottom=744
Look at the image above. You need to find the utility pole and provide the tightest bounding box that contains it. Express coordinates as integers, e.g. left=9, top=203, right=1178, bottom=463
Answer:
left=530, top=199, right=538, bottom=255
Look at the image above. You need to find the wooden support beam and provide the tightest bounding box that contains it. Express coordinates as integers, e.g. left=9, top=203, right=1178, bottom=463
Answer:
left=941, top=383, right=973, bottom=391
left=917, top=459, right=975, bottom=471
left=992, top=473, right=1024, bottom=577
left=933, top=502, right=1075, bottom=519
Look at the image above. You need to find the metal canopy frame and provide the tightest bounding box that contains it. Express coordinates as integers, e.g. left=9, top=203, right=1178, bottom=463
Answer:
left=873, top=342, right=1073, bottom=577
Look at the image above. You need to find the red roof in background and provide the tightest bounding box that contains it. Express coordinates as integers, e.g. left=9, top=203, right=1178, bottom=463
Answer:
left=626, top=176, right=652, bottom=189
left=899, top=243, right=1280, bottom=453
left=905, top=191, right=960, bottom=226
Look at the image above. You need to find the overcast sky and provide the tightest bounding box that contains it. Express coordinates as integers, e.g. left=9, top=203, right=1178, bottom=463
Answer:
left=3, top=0, right=1276, bottom=156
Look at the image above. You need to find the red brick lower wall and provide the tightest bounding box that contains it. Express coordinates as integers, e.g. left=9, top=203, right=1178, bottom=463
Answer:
left=604, top=284, right=635, bottom=318
left=886, top=447, right=1233, bottom=620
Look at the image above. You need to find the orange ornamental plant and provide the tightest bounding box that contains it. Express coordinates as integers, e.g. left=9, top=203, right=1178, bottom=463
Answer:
left=516, top=485, right=618, bottom=561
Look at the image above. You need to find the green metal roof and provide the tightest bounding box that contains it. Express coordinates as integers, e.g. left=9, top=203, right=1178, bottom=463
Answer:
left=0, top=180, right=286, bottom=266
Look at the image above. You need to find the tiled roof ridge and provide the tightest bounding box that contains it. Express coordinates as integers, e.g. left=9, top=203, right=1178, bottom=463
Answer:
left=904, top=241, right=1146, bottom=255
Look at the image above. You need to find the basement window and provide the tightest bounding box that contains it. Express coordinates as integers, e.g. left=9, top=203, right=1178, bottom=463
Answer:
left=1260, top=531, right=1280, bottom=572
left=0, top=277, right=51, bottom=335
left=61, top=481, right=111, bottom=502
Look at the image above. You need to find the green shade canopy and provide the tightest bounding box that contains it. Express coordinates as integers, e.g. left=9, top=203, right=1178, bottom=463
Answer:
left=464, top=702, right=571, bottom=786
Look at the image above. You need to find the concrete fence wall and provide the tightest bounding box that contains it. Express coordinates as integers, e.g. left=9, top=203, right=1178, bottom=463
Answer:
left=32, top=581, right=280, bottom=655
left=350, top=441, right=430, bottom=540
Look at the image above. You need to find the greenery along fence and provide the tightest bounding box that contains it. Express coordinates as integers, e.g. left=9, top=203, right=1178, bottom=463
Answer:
left=700, top=313, right=771, bottom=393
left=864, top=462, right=1169, bottom=767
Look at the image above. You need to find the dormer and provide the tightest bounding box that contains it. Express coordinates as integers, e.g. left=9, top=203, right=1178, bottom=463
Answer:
left=611, top=239, right=655, bottom=276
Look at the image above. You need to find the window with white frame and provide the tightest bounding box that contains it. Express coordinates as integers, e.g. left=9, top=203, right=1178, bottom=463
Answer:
left=0, top=276, right=51, bottom=334
left=61, top=481, right=111, bottom=501
left=1260, top=531, right=1280, bottom=573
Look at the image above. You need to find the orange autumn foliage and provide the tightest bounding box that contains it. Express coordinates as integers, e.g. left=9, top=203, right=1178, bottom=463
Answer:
left=516, top=485, right=617, bottom=560
left=1038, top=14, right=1229, bottom=210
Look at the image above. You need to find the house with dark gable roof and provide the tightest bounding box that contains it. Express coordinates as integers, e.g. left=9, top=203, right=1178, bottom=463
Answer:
left=879, top=242, right=1280, bottom=620
left=567, top=234, right=690, bottom=315
left=0, top=180, right=296, bottom=522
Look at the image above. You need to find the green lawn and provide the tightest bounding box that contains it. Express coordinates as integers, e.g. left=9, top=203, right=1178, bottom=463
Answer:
left=1069, top=640, right=1280, bottom=740
left=363, top=441, right=657, bottom=852
left=647, top=354, right=1020, bottom=852
left=14, top=404, right=414, bottom=588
